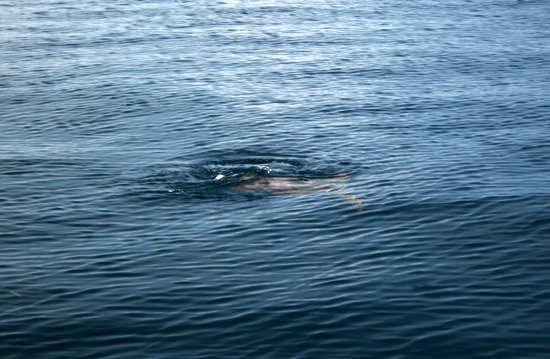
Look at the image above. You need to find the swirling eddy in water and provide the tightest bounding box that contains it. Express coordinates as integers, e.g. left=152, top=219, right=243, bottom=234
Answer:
left=231, top=174, right=363, bottom=208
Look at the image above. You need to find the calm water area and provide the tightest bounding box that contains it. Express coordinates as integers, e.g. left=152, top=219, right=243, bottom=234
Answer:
left=1, top=0, right=550, bottom=358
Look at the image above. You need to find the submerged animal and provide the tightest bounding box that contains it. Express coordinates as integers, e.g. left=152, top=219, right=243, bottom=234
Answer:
left=232, top=176, right=345, bottom=194
left=231, top=174, right=363, bottom=207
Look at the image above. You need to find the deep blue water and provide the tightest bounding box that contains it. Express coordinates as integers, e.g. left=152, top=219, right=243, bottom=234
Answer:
left=2, top=0, right=550, bottom=358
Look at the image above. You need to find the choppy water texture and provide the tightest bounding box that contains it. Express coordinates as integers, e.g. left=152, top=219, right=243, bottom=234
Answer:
left=2, top=0, right=550, bottom=358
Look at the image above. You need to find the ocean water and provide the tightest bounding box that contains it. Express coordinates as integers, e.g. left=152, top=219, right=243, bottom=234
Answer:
left=1, top=0, right=550, bottom=358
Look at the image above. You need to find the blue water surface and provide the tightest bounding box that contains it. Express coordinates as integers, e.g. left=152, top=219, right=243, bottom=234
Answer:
left=1, top=0, right=550, bottom=358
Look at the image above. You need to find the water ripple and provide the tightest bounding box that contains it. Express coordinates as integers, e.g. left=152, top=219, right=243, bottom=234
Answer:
left=2, top=0, right=550, bottom=358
